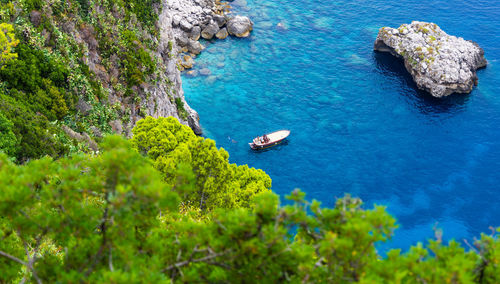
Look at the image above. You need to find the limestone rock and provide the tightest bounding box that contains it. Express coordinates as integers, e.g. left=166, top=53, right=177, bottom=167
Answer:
left=187, top=39, right=204, bottom=54
left=374, top=21, right=487, bottom=97
left=227, top=15, right=253, bottom=37
left=199, top=68, right=211, bottom=76
left=215, top=27, right=228, bottom=39
left=189, top=25, right=201, bottom=40
left=213, top=14, right=227, bottom=27
left=180, top=19, right=193, bottom=32
left=201, top=22, right=220, bottom=39
left=76, top=97, right=92, bottom=115
left=181, top=55, right=195, bottom=69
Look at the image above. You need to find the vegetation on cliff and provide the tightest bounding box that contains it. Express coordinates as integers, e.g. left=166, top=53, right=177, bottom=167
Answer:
left=1, top=117, right=499, bottom=283
left=0, top=0, right=177, bottom=162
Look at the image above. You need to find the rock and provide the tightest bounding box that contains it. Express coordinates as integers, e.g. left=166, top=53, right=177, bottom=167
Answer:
left=89, top=126, right=103, bottom=138
left=176, top=36, right=188, bottom=47
left=109, top=119, right=123, bottom=134
left=187, top=39, right=204, bottom=54
left=186, top=70, right=199, bottom=77
left=227, top=15, right=253, bottom=37
left=62, top=125, right=99, bottom=151
left=189, top=26, right=201, bottom=40
left=199, top=68, right=211, bottom=76
left=201, top=22, right=220, bottom=39
left=172, top=14, right=182, bottom=27
left=188, top=112, right=202, bottom=135
left=213, top=14, right=227, bottom=27
left=276, top=22, right=288, bottom=31
left=180, top=19, right=193, bottom=32
left=206, top=75, right=217, bottom=84
left=374, top=21, right=487, bottom=97
left=181, top=55, right=195, bottom=69
left=76, top=97, right=92, bottom=115
left=30, top=11, right=42, bottom=27
left=215, top=27, right=229, bottom=39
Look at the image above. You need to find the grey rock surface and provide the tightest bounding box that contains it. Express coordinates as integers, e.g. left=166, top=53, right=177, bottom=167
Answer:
left=227, top=15, right=253, bottom=37
left=187, top=39, right=204, bottom=54
left=215, top=27, right=228, bottom=39
left=201, top=22, right=220, bottom=39
left=189, top=25, right=201, bottom=40
left=213, top=14, right=226, bottom=27
left=374, top=21, right=487, bottom=97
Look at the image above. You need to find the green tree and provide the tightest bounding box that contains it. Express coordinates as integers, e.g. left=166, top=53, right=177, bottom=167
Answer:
left=0, top=22, right=18, bottom=67
left=1, top=135, right=500, bottom=282
left=0, top=112, right=18, bottom=157
left=132, top=116, right=272, bottom=212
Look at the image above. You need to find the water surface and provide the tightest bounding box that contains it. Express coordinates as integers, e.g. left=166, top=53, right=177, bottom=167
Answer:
left=183, top=0, right=500, bottom=249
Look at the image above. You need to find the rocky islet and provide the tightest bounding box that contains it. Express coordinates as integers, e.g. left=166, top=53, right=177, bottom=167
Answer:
left=374, top=21, right=487, bottom=97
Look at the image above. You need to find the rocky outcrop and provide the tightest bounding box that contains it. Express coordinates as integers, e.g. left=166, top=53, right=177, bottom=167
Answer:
left=144, top=0, right=254, bottom=135
left=227, top=16, right=253, bottom=37
left=374, top=21, right=487, bottom=97
left=165, top=0, right=253, bottom=68
left=139, top=2, right=204, bottom=135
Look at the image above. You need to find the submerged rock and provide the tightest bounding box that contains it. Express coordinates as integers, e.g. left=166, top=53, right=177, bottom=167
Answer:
left=199, top=68, right=211, bottom=76
left=227, top=15, right=253, bottom=37
left=374, top=21, right=487, bottom=97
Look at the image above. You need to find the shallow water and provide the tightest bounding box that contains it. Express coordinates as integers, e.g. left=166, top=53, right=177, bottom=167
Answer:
left=182, top=0, right=500, bottom=250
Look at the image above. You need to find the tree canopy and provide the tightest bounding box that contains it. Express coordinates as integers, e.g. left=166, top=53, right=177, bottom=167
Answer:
left=132, top=116, right=272, bottom=212
left=0, top=23, right=18, bottom=66
left=1, top=132, right=500, bottom=283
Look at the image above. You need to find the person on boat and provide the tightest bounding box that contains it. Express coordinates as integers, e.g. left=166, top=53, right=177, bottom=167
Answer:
left=263, top=134, right=269, bottom=143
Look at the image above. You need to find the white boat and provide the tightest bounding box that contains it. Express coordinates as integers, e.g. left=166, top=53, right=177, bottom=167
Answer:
left=249, top=130, right=290, bottom=150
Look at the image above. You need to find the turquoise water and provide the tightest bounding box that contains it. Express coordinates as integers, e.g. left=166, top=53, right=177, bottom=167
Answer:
left=183, top=0, right=500, bottom=250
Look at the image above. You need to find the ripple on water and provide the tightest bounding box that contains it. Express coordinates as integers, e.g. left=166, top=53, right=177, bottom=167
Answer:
left=183, top=0, right=500, bottom=251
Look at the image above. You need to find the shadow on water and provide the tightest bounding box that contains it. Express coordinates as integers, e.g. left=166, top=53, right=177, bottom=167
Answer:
left=372, top=52, right=471, bottom=116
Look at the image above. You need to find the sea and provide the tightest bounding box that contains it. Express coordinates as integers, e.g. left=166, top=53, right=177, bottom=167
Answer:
left=182, top=0, right=500, bottom=251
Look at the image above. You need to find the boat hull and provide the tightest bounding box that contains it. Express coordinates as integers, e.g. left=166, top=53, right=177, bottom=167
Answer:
left=249, top=139, right=286, bottom=150
left=249, top=130, right=290, bottom=150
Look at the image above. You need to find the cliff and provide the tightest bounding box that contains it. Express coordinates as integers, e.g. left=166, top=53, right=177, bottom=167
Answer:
left=0, top=0, right=205, bottom=161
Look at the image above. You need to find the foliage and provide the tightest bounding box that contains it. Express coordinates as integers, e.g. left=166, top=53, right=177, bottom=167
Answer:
left=174, top=97, right=188, bottom=120
left=0, top=112, right=17, bottom=157
left=119, top=30, right=156, bottom=92
left=0, top=22, right=18, bottom=66
left=0, top=92, right=69, bottom=162
left=0, top=138, right=499, bottom=282
left=132, top=116, right=272, bottom=212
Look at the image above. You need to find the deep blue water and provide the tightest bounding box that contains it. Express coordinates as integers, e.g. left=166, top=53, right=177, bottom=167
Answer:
left=182, top=0, right=500, bottom=250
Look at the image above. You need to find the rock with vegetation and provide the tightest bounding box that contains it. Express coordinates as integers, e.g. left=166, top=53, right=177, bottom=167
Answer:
left=374, top=21, right=487, bottom=97
left=227, top=15, right=254, bottom=37
left=0, top=0, right=202, bottom=161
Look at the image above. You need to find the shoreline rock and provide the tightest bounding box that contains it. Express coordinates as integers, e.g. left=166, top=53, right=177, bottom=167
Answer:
left=374, top=21, right=487, bottom=97
left=156, top=0, right=254, bottom=135
left=227, top=15, right=254, bottom=37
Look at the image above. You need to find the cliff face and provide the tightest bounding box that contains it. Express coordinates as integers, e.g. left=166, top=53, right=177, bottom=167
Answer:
left=0, top=0, right=254, bottom=161
left=142, top=1, right=202, bottom=135
left=374, top=21, right=487, bottom=97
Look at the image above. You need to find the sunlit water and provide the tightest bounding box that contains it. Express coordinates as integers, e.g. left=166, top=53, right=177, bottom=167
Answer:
left=182, top=0, right=500, bottom=250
